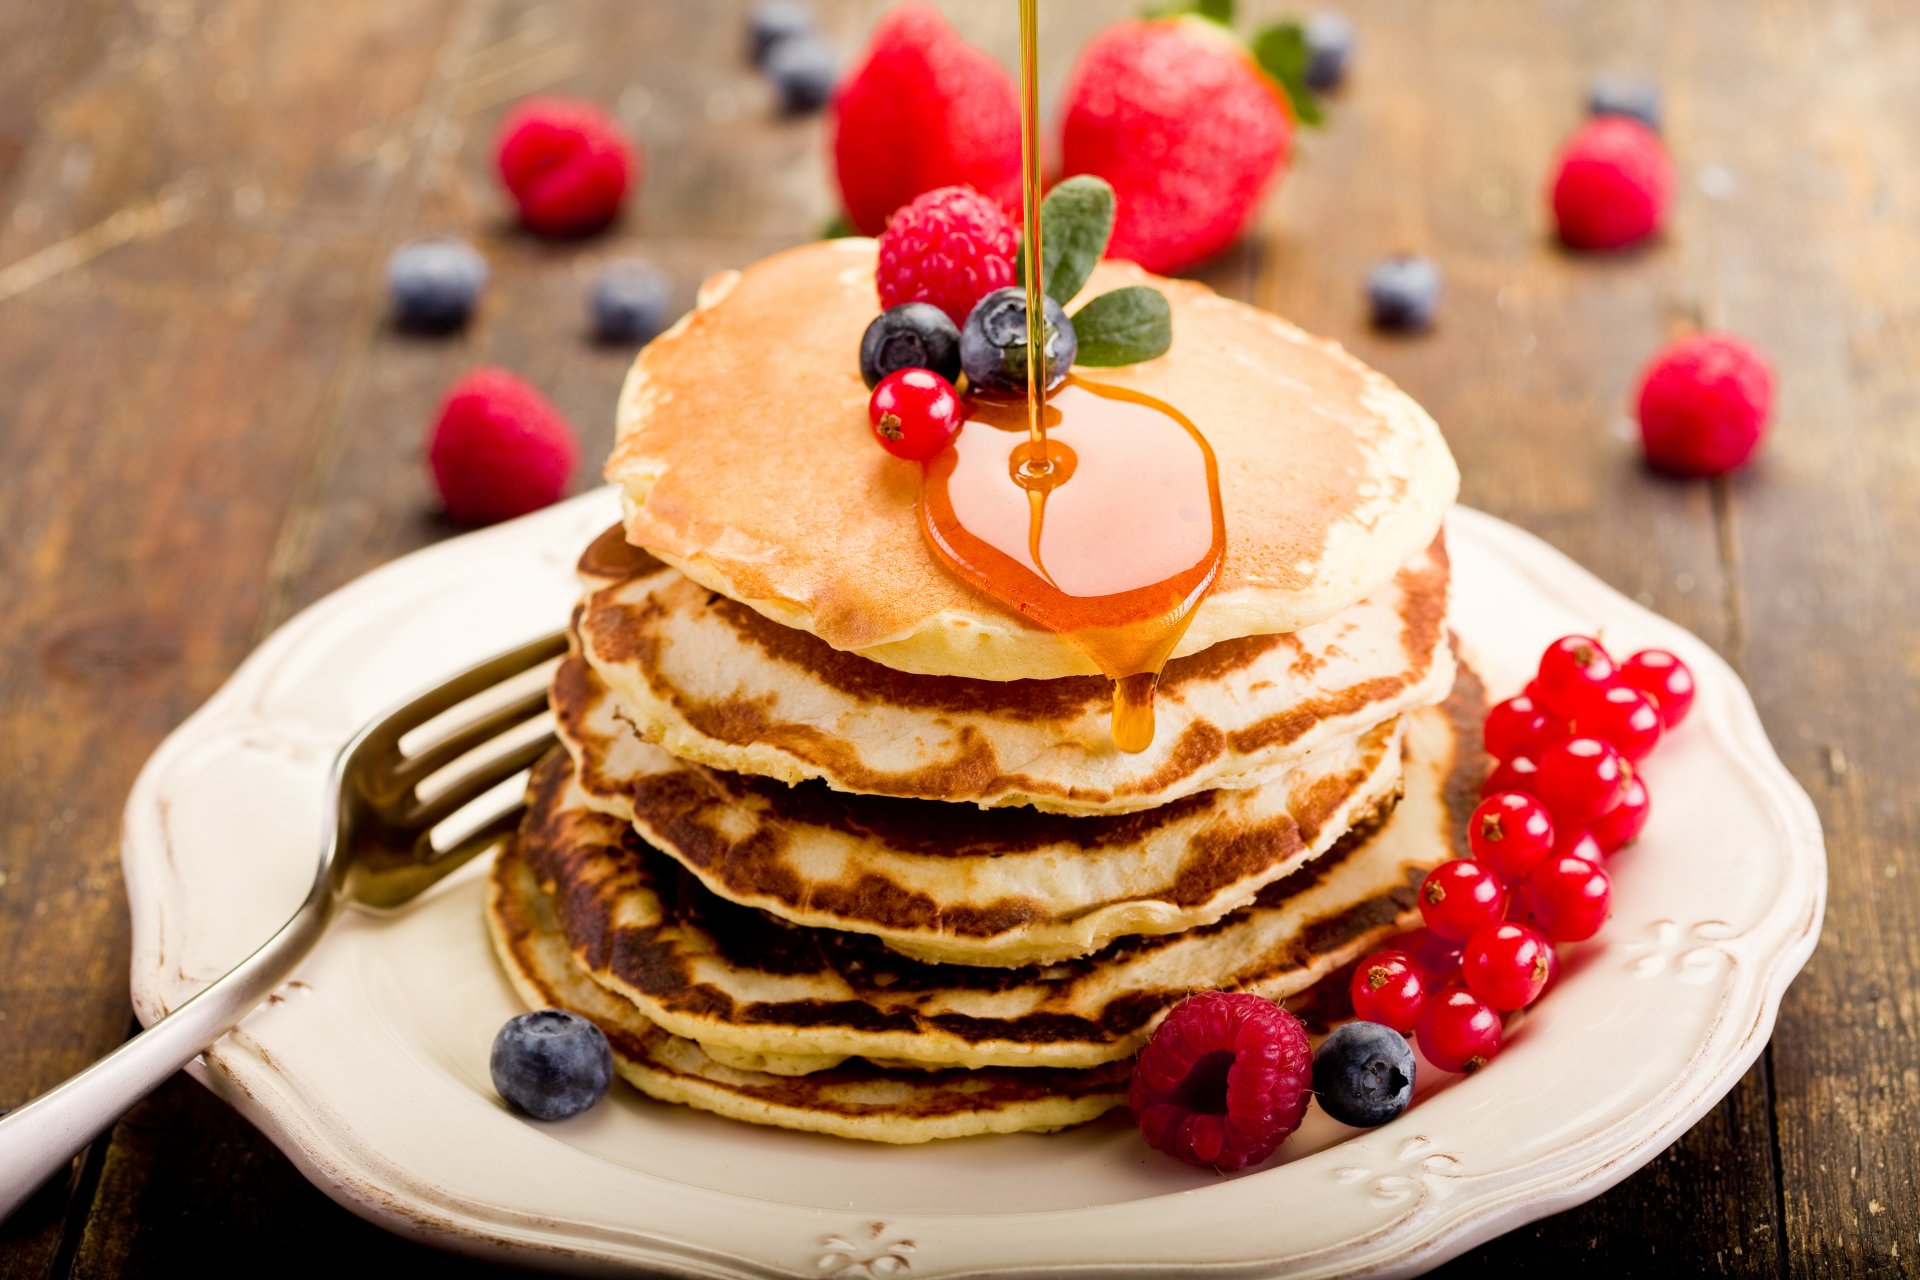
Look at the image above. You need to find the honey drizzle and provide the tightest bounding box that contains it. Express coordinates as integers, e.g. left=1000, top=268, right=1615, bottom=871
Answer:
left=915, top=0, right=1226, bottom=754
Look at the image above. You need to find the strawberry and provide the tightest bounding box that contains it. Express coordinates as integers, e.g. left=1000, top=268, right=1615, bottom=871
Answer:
left=830, top=4, right=1020, bottom=236
left=1059, top=18, right=1292, bottom=274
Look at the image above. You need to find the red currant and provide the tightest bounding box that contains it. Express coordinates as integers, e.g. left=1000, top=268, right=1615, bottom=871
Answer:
left=1539, top=939, right=1564, bottom=995
left=1590, top=768, right=1650, bottom=855
left=1468, top=792, right=1557, bottom=883
left=1555, top=825, right=1606, bottom=865
left=1349, top=951, right=1426, bottom=1033
left=1535, top=635, right=1618, bottom=717
left=1583, top=684, right=1662, bottom=762
left=867, top=368, right=964, bottom=461
left=1415, top=986, right=1503, bottom=1073
left=1519, top=854, right=1611, bottom=942
left=1483, top=692, right=1569, bottom=760
left=1385, top=928, right=1465, bottom=986
left=1534, top=736, right=1626, bottom=825
left=1619, top=649, right=1695, bottom=729
left=1418, top=861, right=1507, bottom=942
left=1462, top=922, right=1553, bottom=1011
left=1482, top=754, right=1540, bottom=800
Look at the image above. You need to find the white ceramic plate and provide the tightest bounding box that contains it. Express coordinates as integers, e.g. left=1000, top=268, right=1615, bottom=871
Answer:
left=121, top=492, right=1823, bottom=1278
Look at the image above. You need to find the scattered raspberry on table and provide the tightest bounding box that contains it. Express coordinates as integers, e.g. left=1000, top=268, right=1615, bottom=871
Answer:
left=425, top=368, right=579, bottom=525
left=1549, top=116, right=1671, bottom=251
left=495, top=97, right=636, bottom=237
left=1635, top=333, right=1777, bottom=477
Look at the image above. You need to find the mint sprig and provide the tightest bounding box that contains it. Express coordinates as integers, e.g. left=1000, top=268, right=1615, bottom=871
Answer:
left=1144, top=0, right=1234, bottom=23
left=1013, top=177, right=1174, bottom=368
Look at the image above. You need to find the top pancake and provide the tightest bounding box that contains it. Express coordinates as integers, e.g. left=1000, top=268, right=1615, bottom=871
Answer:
left=605, top=239, right=1459, bottom=681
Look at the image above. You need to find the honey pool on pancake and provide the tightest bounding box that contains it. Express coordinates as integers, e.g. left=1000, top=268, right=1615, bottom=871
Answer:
left=915, top=0, right=1227, bottom=754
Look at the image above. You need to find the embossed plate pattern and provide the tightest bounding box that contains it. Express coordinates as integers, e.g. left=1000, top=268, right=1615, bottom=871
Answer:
left=120, top=492, right=1823, bottom=1278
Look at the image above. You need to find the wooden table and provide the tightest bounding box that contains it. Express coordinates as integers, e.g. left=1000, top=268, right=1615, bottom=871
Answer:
left=0, top=1, right=1909, bottom=1274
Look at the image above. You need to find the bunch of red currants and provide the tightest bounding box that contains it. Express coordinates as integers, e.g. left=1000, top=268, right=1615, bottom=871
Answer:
left=1349, top=635, right=1696, bottom=1073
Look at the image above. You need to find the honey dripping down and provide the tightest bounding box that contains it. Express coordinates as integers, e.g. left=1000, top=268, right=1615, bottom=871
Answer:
left=919, top=0, right=1225, bottom=754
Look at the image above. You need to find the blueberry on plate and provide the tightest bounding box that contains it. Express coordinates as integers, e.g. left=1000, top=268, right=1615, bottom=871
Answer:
left=1312, top=1021, right=1416, bottom=1127
left=765, top=33, right=840, bottom=115
left=590, top=259, right=672, bottom=345
left=387, top=238, right=487, bottom=333
left=749, top=0, right=814, bottom=67
left=1366, top=254, right=1441, bottom=332
left=1587, top=75, right=1661, bottom=132
left=959, top=287, right=1076, bottom=398
left=860, top=302, right=962, bottom=388
left=491, top=1009, right=614, bottom=1121
left=1304, top=13, right=1355, bottom=93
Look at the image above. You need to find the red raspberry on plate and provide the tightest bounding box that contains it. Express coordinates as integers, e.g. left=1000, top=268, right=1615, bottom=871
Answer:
left=876, top=185, right=1017, bottom=326
left=1060, top=18, right=1291, bottom=274
left=1131, top=991, right=1311, bottom=1171
left=425, top=368, right=579, bottom=525
left=495, top=97, right=636, bottom=237
left=1549, top=116, right=1671, bottom=251
left=1635, top=333, right=1776, bottom=477
left=831, top=4, right=1020, bottom=236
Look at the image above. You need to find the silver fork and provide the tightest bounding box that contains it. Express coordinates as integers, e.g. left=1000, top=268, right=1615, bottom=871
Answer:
left=0, top=628, right=569, bottom=1221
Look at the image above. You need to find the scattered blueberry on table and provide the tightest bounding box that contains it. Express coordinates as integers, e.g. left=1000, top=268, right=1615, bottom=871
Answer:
left=766, top=34, right=841, bottom=114
left=491, top=1009, right=614, bottom=1121
left=590, top=259, right=673, bottom=345
left=1366, top=254, right=1441, bottom=331
left=386, top=238, right=487, bottom=333
left=1304, top=12, right=1355, bottom=92
left=1587, top=75, right=1661, bottom=132
left=749, top=0, right=815, bottom=66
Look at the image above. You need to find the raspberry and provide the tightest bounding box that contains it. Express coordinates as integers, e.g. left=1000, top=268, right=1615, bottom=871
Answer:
left=495, top=97, right=635, bottom=237
left=425, top=368, right=579, bottom=525
left=1549, top=117, right=1671, bottom=251
left=876, top=185, right=1017, bottom=326
left=1635, top=333, right=1776, bottom=477
left=1131, top=992, right=1312, bottom=1171
left=831, top=5, right=1020, bottom=235
left=1060, top=18, right=1291, bottom=274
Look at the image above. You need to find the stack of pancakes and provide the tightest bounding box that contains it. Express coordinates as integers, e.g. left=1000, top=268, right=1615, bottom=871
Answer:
left=487, top=241, right=1483, bottom=1143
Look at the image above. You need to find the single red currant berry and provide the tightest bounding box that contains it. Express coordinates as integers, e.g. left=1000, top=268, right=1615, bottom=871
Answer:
left=1415, top=986, right=1503, bottom=1073
left=1535, top=635, right=1618, bottom=718
left=1535, top=736, right=1627, bottom=825
left=1468, top=792, right=1557, bottom=883
left=1483, top=692, right=1570, bottom=760
left=1619, top=648, right=1696, bottom=729
left=1349, top=951, right=1426, bottom=1033
left=1462, top=922, right=1553, bottom=1011
left=1482, top=754, right=1540, bottom=800
left=867, top=368, right=964, bottom=461
left=1555, top=825, right=1606, bottom=865
left=1520, top=854, right=1612, bottom=942
left=1584, top=684, right=1663, bottom=762
left=1418, top=861, right=1507, bottom=942
left=1384, top=928, right=1466, bottom=986
left=1539, top=939, right=1564, bottom=994
left=1590, top=768, right=1651, bottom=855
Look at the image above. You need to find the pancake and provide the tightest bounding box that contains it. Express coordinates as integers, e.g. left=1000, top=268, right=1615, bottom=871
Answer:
left=487, top=838, right=1129, bottom=1142
left=574, top=526, right=1453, bottom=815
left=517, top=679, right=1481, bottom=1072
left=553, top=649, right=1407, bottom=967
left=604, top=239, right=1459, bottom=681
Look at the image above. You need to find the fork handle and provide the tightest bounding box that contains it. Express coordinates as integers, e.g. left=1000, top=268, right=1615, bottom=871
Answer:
left=0, top=878, right=333, bottom=1222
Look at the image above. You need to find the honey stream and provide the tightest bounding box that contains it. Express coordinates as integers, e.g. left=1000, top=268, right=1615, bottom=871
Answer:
left=917, top=0, right=1226, bottom=753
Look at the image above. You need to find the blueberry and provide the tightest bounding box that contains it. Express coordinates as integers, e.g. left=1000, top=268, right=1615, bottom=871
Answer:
left=387, top=238, right=487, bottom=333
left=491, top=1009, right=613, bottom=1121
left=859, top=303, right=962, bottom=389
left=1304, top=13, right=1355, bottom=93
left=1312, top=1021, right=1415, bottom=1127
left=765, top=33, right=839, bottom=115
left=590, top=259, right=672, bottom=345
left=749, top=0, right=814, bottom=67
left=1588, top=75, right=1661, bottom=132
left=1366, top=254, right=1441, bottom=331
left=959, top=288, right=1076, bottom=398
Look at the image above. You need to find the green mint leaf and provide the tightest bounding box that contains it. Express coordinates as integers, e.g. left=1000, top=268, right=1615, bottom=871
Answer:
left=818, top=210, right=857, bottom=240
left=1017, top=175, right=1115, bottom=307
left=1143, top=0, right=1233, bottom=22
left=1251, top=21, right=1326, bottom=127
left=1071, top=286, right=1173, bottom=366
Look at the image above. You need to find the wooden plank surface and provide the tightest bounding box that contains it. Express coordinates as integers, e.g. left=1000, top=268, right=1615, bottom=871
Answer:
left=0, top=0, right=1908, bottom=1275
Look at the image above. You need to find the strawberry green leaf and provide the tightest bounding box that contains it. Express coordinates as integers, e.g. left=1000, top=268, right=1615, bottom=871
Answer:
left=1251, top=21, right=1325, bottom=127
left=1144, top=0, right=1234, bottom=23
left=1017, top=175, right=1115, bottom=307
left=1071, top=286, right=1173, bottom=366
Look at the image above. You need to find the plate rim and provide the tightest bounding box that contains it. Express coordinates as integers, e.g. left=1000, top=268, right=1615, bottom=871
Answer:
left=118, top=494, right=1826, bottom=1278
